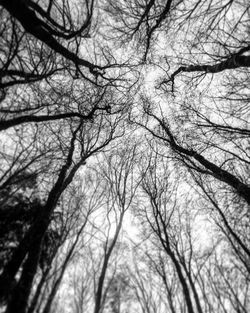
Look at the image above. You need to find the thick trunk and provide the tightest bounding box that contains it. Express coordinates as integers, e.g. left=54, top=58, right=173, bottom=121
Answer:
left=0, top=124, right=80, bottom=308
left=6, top=231, right=44, bottom=313
left=0, top=218, right=43, bottom=303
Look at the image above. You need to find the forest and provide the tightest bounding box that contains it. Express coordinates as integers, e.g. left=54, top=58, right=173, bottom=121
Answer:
left=0, top=0, right=249, bottom=313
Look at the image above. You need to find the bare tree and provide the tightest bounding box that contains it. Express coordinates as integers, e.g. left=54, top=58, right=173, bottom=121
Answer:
left=103, top=0, right=177, bottom=60
left=92, top=143, right=141, bottom=313
left=0, top=0, right=121, bottom=83
left=0, top=104, right=124, bottom=313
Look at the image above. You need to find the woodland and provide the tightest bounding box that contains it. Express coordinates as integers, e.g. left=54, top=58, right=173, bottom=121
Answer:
left=0, top=1, right=249, bottom=313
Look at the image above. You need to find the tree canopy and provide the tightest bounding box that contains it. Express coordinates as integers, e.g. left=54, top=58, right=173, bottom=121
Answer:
left=0, top=1, right=249, bottom=313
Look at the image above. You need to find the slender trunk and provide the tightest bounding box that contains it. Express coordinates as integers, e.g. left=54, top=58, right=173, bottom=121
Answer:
left=167, top=250, right=195, bottom=313
left=149, top=113, right=250, bottom=205
left=200, top=184, right=250, bottom=257
left=182, top=263, right=203, bottom=313
left=42, top=222, right=86, bottom=313
left=0, top=113, right=86, bottom=131
left=42, top=271, right=64, bottom=313
left=27, top=266, right=51, bottom=313
left=94, top=212, right=124, bottom=313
